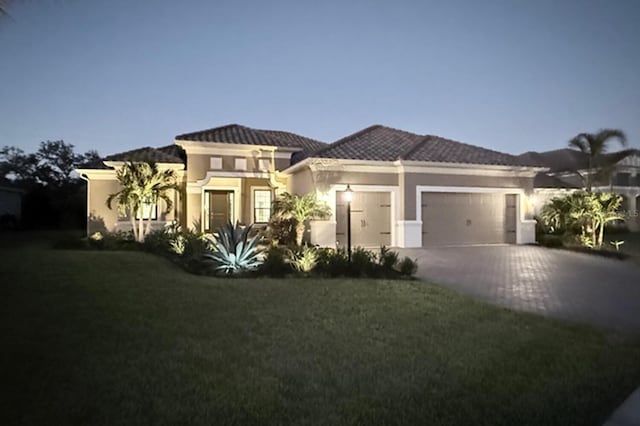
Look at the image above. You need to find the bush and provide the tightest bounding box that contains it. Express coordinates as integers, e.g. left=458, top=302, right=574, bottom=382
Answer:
left=87, top=231, right=138, bottom=251
left=397, top=257, right=418, bottom=277
left=289, top=245, right=318, bottom=273
left=348, top=247, right=377, bottom=277
left=262, top=216, right=297, bottom=246
left=315, top=247, right=349, bottom=277
left=259, top=246, right=292, bottom=277
left=537, top=234, right=564, bottom=248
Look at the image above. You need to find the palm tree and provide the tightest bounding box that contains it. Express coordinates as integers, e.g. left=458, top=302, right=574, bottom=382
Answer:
left=568, top=129, right=627, bottom=191
left=1, top=0, right=11, bottom=18
left=106, top=161, right=181, bottom=242
left=272, top=192, right=331, bottom=246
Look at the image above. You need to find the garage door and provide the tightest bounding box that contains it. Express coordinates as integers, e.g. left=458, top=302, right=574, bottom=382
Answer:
left=336, top=191, right=391, bottom=248
left=421, top=192, right=517, bottom=246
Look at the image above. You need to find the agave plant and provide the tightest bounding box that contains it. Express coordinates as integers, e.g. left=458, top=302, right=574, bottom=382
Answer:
left=203, top=222, right=263, bottom=275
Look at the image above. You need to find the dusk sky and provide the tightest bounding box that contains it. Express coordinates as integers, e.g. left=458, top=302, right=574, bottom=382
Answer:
left=1, top=0, right=638, bottom=157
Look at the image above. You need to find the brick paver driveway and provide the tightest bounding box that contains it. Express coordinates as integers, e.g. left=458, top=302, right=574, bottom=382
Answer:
left=398, top=246, right=640, bottom=333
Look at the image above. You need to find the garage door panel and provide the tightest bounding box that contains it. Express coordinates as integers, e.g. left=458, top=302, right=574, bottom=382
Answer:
left=422, top=192, right=515, bottom=247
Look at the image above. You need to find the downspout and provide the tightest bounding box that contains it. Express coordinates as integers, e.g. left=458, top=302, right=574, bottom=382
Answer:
left=79, top=173, right=90, bottom=237
left=267, top=148, right=286, bottom=195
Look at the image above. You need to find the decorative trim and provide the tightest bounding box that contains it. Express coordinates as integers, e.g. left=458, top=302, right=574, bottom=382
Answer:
left=175, top=140, right=298, bottom=158
left=190, top=171, right=272, bottom=187
left=283, top=157, right=545, bottom=178
left=102, top=161, right=185, bottom=171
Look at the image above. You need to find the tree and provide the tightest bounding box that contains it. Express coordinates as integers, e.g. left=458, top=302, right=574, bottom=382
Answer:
left=539, top=191, right=623, bottom=248
left=106, top=161, right=181, bottom=242
left=271, top=192, right=331, bottom=246
left=0, top=140, right=98, bottom=187
left=568, top=129, right=627, bottom=192
left=0, top=0, right=11, bottom=18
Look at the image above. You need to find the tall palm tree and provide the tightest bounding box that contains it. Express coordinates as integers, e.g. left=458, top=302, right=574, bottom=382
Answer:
left=568, top=129, right=627, bottom=192
left=106, top=161, right=181, bottom=242
left=272, top=192, right=331, bottom=246
left=0, top=0, right=11, bottom=18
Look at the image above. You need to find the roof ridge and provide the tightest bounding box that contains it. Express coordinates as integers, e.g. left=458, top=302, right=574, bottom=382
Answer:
left=307, top=125, right=382, bottom=157
left=399, top=135, right=433, bottom=160
left=424, top=134, right=520, bottom=158
left=175, top=123, right=240, bottom=139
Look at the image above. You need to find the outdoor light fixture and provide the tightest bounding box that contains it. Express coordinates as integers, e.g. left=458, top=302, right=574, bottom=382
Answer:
left=345, top=185, right=353, bottom=261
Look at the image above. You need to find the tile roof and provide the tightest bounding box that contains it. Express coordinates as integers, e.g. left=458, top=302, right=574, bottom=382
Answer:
left=175, top=124, right=325, bottom=151
left=533, top=173, right=582, bottom=189
left=104, top=145, right=185, bottom=164
left=306, top=125, right=534, bottom=167
left=78, top=145, right=186, bottom=169
left=517, top=148, right=640, bottom=172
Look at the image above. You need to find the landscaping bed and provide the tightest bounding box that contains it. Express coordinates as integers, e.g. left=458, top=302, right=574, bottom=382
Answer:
left=1, top=239, right=640, bottom=425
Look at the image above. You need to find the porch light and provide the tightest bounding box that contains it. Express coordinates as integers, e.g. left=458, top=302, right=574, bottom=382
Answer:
left=344, top=185, right=353, bottom=202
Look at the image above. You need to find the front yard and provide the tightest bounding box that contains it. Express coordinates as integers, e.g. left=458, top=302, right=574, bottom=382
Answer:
left=1, top=237, right=640, bottom=425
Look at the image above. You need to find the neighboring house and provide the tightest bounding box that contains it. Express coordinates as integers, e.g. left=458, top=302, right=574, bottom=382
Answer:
left=518, top=148, right=640, bottom=231
left=77, top=123, right=546, bottom=247
left=0, top=184, right=23, bottom=227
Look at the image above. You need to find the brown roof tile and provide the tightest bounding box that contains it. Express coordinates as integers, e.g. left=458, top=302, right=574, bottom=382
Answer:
left=175, top=124, right=325, bottom=151
left=308, top=125, right=532, bottom=167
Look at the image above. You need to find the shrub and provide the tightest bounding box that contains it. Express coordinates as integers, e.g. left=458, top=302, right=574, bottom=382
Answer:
left=262, top=216, right=298, bottom=247
left=289, top=245, right=318, bottom=273
left=537, top=234, right=564, bottom=248
left=378, top=245, right=399, bottom=273
left=203, top=222, right=264, bottom=275
left=348, top=247, right=377, bottom=277
left=397, top=257, right=418, bottom=277
left=87, top=230, right=138, bottom=251
left=315, top=247, right=349, bottom=277
left=259, top=246, right=292, bottom=277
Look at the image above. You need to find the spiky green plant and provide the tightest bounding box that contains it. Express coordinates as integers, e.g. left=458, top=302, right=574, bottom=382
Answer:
left=288, top=246, right=318, bottom=273
left=204, top=222, right=263, bottom=275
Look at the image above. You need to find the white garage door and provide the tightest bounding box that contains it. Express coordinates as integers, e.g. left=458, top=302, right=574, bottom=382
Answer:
left=336, top=191, right=391, bottom=248
left=421, top=192, right=517, bottom=246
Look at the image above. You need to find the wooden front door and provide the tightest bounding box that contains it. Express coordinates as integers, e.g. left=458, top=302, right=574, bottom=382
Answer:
left=205, top=190, right=234, bottom=232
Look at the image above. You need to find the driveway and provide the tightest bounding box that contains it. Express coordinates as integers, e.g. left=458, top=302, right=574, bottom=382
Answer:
left=398, top=245, right=640, bottom=333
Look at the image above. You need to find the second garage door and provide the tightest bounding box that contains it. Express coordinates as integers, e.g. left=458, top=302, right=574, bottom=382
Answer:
left=336, top=191, right=391, bottom=248
left=421, top=192, right=517, bottom=246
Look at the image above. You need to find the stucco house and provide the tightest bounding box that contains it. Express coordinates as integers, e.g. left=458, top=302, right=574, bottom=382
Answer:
left=519, top=148, right=640, bottom=231
left=77, top=124, right=547, bottom=247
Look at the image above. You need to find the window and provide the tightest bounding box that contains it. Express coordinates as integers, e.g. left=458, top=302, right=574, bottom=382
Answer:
left=614, top=172, right=631, bottom=186
left=135, top=200, right=157, bottom=220
left=253, top=190, right=272, bottom=223
left=258, top=158, right=271, bottom=171
left=210, top=157, right=222, bottom=169
left=234, top=158, right=247, bottom=170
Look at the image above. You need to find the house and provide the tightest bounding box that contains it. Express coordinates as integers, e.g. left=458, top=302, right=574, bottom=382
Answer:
left=76, top=124, right=547, bottom=247
left=519, top=148, right=640, bottom=231
left=0, top=183, right=23, bottom=228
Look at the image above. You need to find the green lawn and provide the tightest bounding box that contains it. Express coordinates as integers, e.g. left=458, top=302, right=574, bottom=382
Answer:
left=1, top=237, right=640, bottom=425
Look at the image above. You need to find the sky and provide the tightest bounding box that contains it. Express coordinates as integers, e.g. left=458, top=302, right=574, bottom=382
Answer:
left=1, top=0, right=639, bottom=157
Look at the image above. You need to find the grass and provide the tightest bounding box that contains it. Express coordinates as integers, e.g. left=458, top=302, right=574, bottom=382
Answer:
left=1, top=235, right=640, bottom=425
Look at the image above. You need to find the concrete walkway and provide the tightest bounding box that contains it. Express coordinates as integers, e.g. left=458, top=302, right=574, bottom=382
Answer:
left=604, top=387, right=640, bottom=426
left=398, top=245, right=640, bottom=333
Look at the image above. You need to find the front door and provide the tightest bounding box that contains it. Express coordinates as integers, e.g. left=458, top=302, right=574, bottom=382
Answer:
left=205, top=190, right=234, bottom=232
